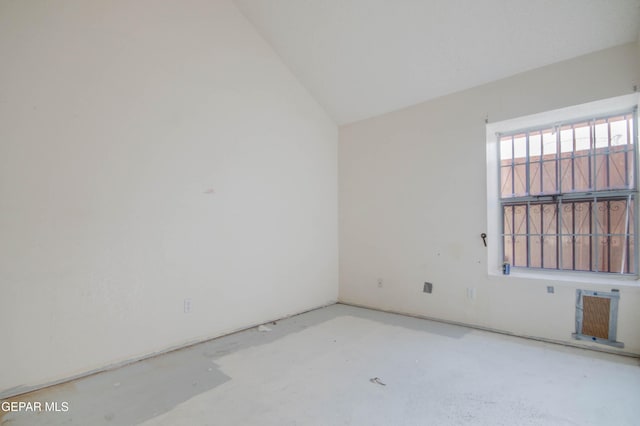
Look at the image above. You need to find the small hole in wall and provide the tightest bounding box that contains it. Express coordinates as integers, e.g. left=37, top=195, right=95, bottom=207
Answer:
left=423, top=282, right=433, bottom=294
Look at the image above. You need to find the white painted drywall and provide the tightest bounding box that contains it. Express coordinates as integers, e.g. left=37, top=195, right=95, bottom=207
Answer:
left=339, top=42, right=640, bottom=354
left=234, top=0, right=640, bottom=125
left=0, top=0, right=337, bottom=395
left=637, top=31, right=640, bottom=83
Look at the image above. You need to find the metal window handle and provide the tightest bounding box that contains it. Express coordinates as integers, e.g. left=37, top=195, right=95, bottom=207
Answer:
left=481, top=233, right=487, bottom=247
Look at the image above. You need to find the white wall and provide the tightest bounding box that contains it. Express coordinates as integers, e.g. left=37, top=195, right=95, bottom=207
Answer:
left=637, top=31, right=640, bottom=83
left=0, top=0, right=337, bottom=396
left=340, top=42, right=640, bottom=354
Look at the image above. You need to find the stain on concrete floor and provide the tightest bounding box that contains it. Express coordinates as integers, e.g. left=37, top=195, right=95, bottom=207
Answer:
left=2, top=304, right=639, bottom=425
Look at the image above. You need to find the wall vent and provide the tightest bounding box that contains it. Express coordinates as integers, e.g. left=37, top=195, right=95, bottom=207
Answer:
left=573, top=290, right=623, bottom=348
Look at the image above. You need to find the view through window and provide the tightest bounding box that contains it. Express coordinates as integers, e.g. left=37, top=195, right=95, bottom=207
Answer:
left=500, top=111, right=637, bottom=274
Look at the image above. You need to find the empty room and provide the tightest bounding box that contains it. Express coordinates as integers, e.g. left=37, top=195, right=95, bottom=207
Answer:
left=1, top=0, right=640, bottom=425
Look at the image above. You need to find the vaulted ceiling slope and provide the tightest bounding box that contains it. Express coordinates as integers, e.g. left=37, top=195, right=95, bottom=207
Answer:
left=234, top=0, right=640, bottom=125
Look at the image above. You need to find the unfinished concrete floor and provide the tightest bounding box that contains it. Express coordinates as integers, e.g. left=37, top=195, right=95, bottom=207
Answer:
left=2, top=304, right=639, bottom=425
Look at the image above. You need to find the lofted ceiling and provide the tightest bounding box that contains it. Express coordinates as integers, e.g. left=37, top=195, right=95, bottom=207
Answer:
left=234, top=0, right=640, bottom=125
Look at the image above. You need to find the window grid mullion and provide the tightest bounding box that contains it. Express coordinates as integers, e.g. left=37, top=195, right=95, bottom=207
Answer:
left=592, top=198, right=598, bottom=272
left=633, top=107, right=638, bottom=275
left=572, top=124, right=576, bottom=192
left=590, top=119, right=595, bottom=192
left=625, top=115, right=630, bottom=187
left=571, top=203, right=576, bottom=271
left=607, top=118, right=611, bottom=189
left=539, top=131, right=543, bottom=195
left=556, top=126, right=562, bottom=270
left=526, top=201, right=531, bottom=268
left=526, top=133, right=531, bottom=268
left=512, top=205, right=516, bottom=266
left=558, top=197, right=563, bottom=270
left=624, top=195, right=631, bottom=273
left=540, top=203, right=544, bottom=268
left=511, top=135, right=515, bottom=197
left=607, top=200, right=611, bottom=272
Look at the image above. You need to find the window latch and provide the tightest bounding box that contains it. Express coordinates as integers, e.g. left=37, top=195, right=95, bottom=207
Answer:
left=480, top=233, right=487, bottom=247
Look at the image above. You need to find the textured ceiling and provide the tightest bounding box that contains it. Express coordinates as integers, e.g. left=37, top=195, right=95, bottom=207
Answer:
left=234, top=0, right=640, bottom=125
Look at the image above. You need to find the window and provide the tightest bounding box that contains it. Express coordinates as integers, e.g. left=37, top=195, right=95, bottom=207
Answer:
left=499, top=110, right=637, bottom=274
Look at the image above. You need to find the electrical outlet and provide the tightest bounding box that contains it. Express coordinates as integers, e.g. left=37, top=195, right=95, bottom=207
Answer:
left=184, top=298, right=192, bottom=313
left=466, top=288, right=476, bottom=300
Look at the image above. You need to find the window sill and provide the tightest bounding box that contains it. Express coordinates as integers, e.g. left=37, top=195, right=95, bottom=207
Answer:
left=488, top=267, right=640, bottom=287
